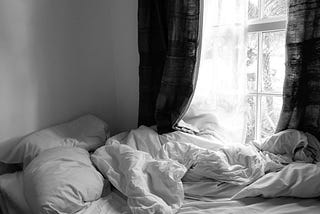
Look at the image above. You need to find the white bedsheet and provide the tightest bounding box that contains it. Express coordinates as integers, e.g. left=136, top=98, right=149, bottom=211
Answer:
left=0, top=172, right=30, bottom=214
left=2, top=126, right=320, bottom=214
left=77, top=190, right=320, bottom=214
left=91, top=126, right=318, bottom=213
left=232, top=162, right=320, bottom=199
left=76, top=192, right=130, bottom=214
left=179, top=197, right=320, bottom=214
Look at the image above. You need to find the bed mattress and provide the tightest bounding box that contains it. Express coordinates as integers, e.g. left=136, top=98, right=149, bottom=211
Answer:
left=60, top=190, right=320, bottom=214
left=78, top=193, right=320, bottom=214
left=2, top=167, right=320, bottom=214
left=1, top=126, right=320, bottom=214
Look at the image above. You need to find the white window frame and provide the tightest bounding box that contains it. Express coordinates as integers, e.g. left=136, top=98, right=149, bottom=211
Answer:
left=247, top=2, right=287, bottom=142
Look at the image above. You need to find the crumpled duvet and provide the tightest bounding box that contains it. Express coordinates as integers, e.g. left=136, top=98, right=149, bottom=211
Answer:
left=232, top=162, right=320, bottom=199
left=259, top=129, right=320, bottom=163
left=91, top=126, right=320, bottom=214
left=91, top=140, right=186, bottom=214
left=158, top=140, right=282, bottom=185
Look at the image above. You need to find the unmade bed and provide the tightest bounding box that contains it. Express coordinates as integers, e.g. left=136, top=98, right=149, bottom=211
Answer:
left=1, top=115, right=320, bottom=214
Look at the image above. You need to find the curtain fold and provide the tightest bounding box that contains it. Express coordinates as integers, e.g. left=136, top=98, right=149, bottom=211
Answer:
left=277, top=0, right=320, bottom=139
left=138, top=0, right=200, bottom=134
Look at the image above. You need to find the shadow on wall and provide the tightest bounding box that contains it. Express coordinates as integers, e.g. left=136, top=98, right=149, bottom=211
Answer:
left=0, top=0, right=117, bottom=144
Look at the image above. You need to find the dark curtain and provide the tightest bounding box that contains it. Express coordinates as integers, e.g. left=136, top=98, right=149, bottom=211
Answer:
left=277, top=0, right=320, bottom=139
left=138, top=0, right=200, bottom=134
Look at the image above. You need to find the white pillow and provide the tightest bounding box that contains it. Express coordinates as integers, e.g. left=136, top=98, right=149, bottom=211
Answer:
left=232, top=162, right=320, bottom=199
left=23, top=147, right=104, bottom=214
left=0, top=172, right=31, bottom=214
left=1, top=114, right=109, bottom=167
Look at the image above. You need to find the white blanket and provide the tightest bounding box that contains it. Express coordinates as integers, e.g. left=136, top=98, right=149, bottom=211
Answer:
left=91, top=127, right=186, bottom=214
left=91, top=126, right=320, bottom=214
left=232, top=162, right=320, bottom=199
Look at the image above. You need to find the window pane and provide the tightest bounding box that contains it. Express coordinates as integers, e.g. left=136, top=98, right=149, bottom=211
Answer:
left=263, top=0, right=288, bottom=18
left=262, top=31, right=286, bottom=93
left=247, top=33, right=258, bottom=92
left=260, top=95, right=282, bottom=141
left=245, top=95, right=256, bottom=143
left=248, top=0, right=259, bottom=19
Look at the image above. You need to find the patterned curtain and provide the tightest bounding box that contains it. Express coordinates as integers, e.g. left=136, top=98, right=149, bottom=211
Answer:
left=277, top=0, right=320, bottom=139
left=138, top=0, right=200, bottom=134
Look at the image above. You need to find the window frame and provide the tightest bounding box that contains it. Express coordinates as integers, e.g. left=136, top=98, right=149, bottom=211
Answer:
left=246, top=2, right=287, bottom=142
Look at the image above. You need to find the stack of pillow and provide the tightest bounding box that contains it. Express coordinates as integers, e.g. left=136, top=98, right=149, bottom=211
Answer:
left=0, top=114, right=110, bottom=214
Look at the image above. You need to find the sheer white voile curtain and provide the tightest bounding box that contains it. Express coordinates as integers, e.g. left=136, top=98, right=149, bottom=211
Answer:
left=179, top=0, right=248, bottom=144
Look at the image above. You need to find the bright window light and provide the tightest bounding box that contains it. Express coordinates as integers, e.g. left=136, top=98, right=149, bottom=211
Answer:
left=183, top=0, right=287, bottom=144
left=246, top=0, right=287, bottom=143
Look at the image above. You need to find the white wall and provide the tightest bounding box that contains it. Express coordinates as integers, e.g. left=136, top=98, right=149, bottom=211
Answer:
left=0, top=0, right=124, bottom=143
left=107, top=0, right=139, bottom=133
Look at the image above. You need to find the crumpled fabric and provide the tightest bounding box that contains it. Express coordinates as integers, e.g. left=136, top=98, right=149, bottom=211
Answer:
left=91, top=126, right=291, bottom=213
left=159, top=140, right=283, bottom=185
left=232, top=162, right=320, bottom=199
left=91, top=136, right=186, bottom=214
left=258, top=129, right=320, bottom=163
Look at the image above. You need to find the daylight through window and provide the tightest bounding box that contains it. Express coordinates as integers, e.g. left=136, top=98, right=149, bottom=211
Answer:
left=246, top=0, right=287, bottom=143
left=182, top=0, right=288, bottom=144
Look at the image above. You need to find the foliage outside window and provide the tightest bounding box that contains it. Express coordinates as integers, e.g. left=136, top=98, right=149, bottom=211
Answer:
left=246, top=0, right=287, bottom=143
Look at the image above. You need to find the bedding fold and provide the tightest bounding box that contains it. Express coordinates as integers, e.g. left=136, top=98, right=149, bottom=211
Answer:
left=91, top=126, right=297, bottom=213
left=2, top=126, right=320, bottom=214
left=91, top=139, right=186, bottom=214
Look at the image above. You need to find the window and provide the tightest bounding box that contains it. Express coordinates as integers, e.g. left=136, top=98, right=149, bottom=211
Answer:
left=181, top=0, right=288, bottom=144
left=245, top=0, right=287, bottom=143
